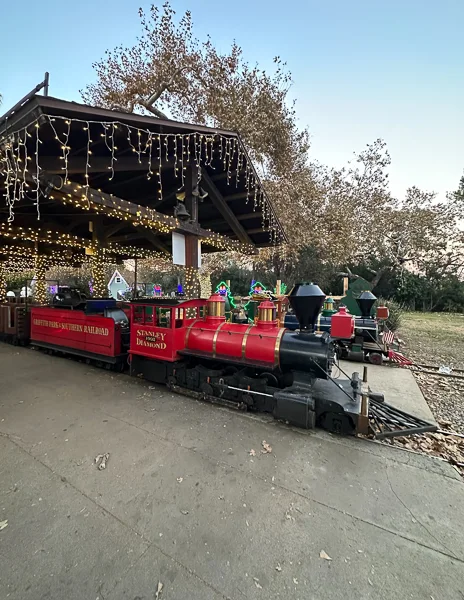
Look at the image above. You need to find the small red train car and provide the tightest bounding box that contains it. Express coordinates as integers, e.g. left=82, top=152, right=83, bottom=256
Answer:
left=30, top=300, right=129, bottom=367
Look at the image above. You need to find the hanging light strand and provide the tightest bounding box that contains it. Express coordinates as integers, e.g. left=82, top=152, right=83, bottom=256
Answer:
left=0, top=113, right=283, bottom=247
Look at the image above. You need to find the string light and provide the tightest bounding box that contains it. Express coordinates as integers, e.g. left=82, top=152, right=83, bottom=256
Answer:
left=47, top=181, right=256, bottom=254
left=183, top=265, right=200, bottom=299
left=34, top=254, right=47, bottom=305
left=199, top=271, right=212, bottom=299
left=0, top=263, right=6, bottom=302
left=91, top=245, right=107, bottom=297
left=0, top=224, right=168, bottom=262
left=0, top=113, right=283, bottom=243
left=1, top=112, right=287, bottom=285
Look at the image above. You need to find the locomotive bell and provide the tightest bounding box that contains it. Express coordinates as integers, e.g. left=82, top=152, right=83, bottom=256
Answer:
left=288, top=282, right=326, bottom=332
left=174, top=201, right=190, bottom=221
left=356, top=291, right=376, bottom=318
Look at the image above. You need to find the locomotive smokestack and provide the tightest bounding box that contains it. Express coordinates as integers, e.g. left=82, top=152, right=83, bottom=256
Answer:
left=356, top=290, right=377, bottom=318
left=288, top=282, right=326, bottom=332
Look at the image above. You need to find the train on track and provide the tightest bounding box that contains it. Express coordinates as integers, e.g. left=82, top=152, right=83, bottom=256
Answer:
left=0, top=283, right=434, bottom=439
left=283, top=291, right=398, bottom=365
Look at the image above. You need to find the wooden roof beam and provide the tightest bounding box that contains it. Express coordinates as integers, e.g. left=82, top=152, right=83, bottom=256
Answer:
left=36, top=155, right=175, bottom=175
left=210, top=168, right=246, bottom=182
left=136, top=227, right=170, bottom=255
left=223, top=191, right=249, bottom=202
left=203, top=211, right=263, bottom=228
left=201, top=169, right=253, bottom=246
left=45, top=178, right=256, bottom=254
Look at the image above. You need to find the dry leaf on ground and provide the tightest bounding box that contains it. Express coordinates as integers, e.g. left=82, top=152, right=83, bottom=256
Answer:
left=94, top=453, right=110, bottom=470
left=261, top=440, right=272, bottom=454
left=249, top=449, right=256, bottom=456
left=155, top=581, right=163, bottom=599
left=0, top=520, right=8, bottom=531
left=176, top=477, right=183, bottom=483
left=320, top=550, right=332, bottom=560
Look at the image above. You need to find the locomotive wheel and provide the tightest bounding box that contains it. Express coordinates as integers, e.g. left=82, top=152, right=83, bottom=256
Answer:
left=167, top=375, right=177, bottom=389
left=200, top=382, right=213, bottom=396
left=368, top=352, right=383, bottom=366
left=241, top=393, right=254, bottom=408
left=260, top=372, right=279, bottom=387
left=318, top=412, right=355, bottom=435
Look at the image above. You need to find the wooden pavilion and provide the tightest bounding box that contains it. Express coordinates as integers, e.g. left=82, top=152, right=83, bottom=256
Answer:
left=0, top=81, right=286, bottom=300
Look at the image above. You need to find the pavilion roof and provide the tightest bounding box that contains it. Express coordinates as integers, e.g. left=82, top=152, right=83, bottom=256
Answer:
left=0, top=94, right=287, bottom=261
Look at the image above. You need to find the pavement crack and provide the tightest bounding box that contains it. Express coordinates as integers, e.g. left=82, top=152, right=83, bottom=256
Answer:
left=384, top=459, right=458, bottom=559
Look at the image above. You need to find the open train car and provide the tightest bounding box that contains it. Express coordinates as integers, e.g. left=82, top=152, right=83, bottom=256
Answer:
left=29, top=295, right=130, bottom=369
left=0, top=299, right=30, bottom=345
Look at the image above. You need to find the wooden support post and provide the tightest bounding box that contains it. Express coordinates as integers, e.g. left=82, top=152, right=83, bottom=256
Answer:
left=199, top=271, right=212, bottom=299
left=91, top=220, right=107, bottom=298
left=0, top=262, right=6, bottom=303
left=33, top=244, right=47, bottom=305
left=358, top=366, right=370, bottom=435
left=133, top=258, right=138, bottom=300
left=183, top=165, right=201, bottom=299
left=276, top=279, right=281, bottom=296
left=343, top=276, right=349, bottom=295
left=185, top=163, right=199, bottom=224
left=184, top=235, right=200, bottom=298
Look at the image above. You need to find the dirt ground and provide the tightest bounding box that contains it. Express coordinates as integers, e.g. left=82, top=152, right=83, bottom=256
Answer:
left=394, top=312, right=464, bottom=470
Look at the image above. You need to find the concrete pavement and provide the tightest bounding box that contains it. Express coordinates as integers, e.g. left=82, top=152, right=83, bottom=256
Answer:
left=338, top=359, right=437, bottom=424
left=0, top=344, right=462, bottom=600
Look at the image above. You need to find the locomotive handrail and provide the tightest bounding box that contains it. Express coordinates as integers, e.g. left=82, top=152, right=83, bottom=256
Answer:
left=187, top=324, right=287, bottom=341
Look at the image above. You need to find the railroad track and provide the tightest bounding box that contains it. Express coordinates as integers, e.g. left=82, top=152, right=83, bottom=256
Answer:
left=409, top=363, right=464, bottom=380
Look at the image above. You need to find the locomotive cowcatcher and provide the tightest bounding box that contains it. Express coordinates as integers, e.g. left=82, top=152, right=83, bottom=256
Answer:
left=129, top=283, right=383, bottom=435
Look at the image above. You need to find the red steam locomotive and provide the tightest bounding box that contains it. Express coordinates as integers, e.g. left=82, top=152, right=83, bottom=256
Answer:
left=0, top=283, right=436, bottom=438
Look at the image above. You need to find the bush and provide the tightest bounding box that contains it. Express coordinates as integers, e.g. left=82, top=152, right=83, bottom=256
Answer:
left=377, top=297, right=404, bottom=331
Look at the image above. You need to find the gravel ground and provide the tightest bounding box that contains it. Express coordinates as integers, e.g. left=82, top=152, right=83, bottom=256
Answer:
left=399, top=312, right=464, bottom=434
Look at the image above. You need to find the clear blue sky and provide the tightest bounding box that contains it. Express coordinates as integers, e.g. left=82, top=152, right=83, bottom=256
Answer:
left=2, top=0, right=463, bottom=199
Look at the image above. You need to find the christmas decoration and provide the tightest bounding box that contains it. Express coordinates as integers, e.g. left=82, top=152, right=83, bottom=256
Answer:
left=215, top=281, right=236, bottom=309
left=249, top=280, right=267, bottom=296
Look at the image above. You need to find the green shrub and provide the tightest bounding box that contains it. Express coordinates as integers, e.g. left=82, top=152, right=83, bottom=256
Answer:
left=377, top=297, right=404, bottom=331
